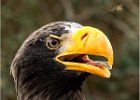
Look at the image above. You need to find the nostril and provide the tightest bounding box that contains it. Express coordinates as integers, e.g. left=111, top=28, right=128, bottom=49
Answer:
left=81, top=33, right=88, bottom=40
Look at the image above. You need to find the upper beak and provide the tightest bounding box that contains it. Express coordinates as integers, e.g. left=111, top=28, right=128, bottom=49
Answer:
left=55, top=26, right=114, bottom=78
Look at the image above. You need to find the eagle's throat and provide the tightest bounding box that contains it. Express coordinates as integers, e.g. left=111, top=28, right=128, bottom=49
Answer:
left=14, top=65, right=88, bottom=100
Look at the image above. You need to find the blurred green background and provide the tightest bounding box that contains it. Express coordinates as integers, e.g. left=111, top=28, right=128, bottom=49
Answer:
left=1, top=0, right=139, bottom=100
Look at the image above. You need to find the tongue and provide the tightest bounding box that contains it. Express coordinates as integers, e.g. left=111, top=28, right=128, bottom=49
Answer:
left=80, top=55, right=111, bottom=70
left=86, top=61, right=111, bottom=69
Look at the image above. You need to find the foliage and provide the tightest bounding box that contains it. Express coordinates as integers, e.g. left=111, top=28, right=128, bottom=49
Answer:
left=1, top=0, right=139, bottom=100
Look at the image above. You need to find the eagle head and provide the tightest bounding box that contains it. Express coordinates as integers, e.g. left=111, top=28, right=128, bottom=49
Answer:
left=11, top=21, right=113, bottom=100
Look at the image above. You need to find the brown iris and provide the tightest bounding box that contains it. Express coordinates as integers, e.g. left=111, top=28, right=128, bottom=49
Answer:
left=46, top=35, right=61, bottom=50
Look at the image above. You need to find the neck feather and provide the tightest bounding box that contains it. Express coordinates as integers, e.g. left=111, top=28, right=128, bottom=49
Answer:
left=15, top=68, right=87, bottom=100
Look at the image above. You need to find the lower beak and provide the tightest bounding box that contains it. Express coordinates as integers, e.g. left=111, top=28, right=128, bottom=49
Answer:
left=55, top=26, right=114, bottom=78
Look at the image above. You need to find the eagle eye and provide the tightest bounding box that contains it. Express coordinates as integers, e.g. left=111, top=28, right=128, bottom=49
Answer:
left=46, top=35, right=61, bottom=50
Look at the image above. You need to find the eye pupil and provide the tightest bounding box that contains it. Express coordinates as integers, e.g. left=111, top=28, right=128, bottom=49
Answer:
left=51, top=39, right=57, bottom=45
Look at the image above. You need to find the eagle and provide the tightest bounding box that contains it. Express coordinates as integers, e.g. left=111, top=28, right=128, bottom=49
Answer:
left=11, top=21, right=113, bottom=100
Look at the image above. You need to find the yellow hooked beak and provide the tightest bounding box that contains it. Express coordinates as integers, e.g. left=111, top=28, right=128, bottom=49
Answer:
left=55, top=26, right=113, bottom=78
